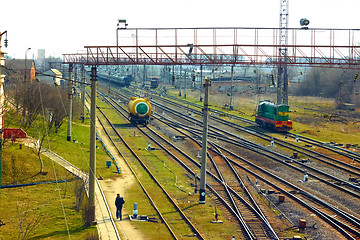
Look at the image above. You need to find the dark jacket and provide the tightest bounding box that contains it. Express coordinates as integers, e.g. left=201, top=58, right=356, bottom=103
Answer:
left=115, top=196, right=125, bottom=208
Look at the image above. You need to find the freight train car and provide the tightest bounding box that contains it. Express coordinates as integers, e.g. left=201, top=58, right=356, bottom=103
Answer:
left=97, top=74, right=133, bottom=87
left=255, top=100, right=292, bottom=131
left=128, top=97, right=152, bottom=125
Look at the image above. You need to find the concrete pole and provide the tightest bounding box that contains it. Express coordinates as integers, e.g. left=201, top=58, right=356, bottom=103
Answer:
left=200, top=65, right=203, bottom=102
left=179, top=65, right=182, bottom=96
left=276, top=67, right=283, bottom=104
left=184, top=68, right=187, bottom=98
left=229, top=65, right=234, bottom=110
left=73, top=65, right=77, bottom=88
left=88, top=66, right=97, bottom=224
left=199, top=77, right=211, bottom=204
left=283, top=66, right=288, bottom=105
left=67, top=63, right=73, bottom=141
left=81, top=65, right=85, bottom=122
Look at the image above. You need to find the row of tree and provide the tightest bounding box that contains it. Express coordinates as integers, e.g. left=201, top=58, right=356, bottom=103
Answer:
left=6, top=77, right=80, bottom=132
left=290, top=68, right=360, bottom=107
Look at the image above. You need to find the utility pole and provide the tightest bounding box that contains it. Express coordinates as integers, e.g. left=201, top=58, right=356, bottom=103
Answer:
left=199, top=65, right=203, bottom=102
left=229, top=65, right=234, bottom=110
left=0, top=31, right=8, bottom=192
left=80, top=65, right=85, bottom=122
left=277, top=0, right=289, bottom=104
left=88, top=66, right=97, bottom=225
left=184, top=68, right=187, bottom=98
left=179, top=65, right=182, bottom=96
left=67, top=63, right=73, bottom=141
left=199, top=77, right=211, bottom=204
left=22, top=47, right=31, bottom=126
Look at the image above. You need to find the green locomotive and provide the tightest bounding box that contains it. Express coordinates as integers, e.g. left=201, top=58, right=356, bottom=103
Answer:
left=255, top=100, right=292, bottom=131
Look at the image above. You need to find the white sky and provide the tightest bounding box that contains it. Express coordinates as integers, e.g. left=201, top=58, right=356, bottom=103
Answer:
left=1, top=0, right=360, bottom=59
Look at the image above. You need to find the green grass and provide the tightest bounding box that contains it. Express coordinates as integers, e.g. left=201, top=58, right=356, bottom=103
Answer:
left=0, top=144, right=97, bottom=240
left=0, top=100, right=119, bottom=239
left=47, top=117, right=119, bottom=179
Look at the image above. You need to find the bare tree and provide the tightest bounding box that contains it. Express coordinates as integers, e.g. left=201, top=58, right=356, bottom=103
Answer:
left=29, top=133, right=48, bottom=175
left=7, top=80, right=71, bottom=130
left=16, top=202, right=42, bottom=240
left=47, top=87, right=68, bottom=133
left=74, top=179, right=87, bottom=211
left=292, top=67, right=360, bottom=106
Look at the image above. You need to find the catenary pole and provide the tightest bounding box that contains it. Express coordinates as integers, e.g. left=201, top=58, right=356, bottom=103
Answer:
left=199, top=65, right=203, bottom=102
left=88, top=66, right=97, bottom=224
left=67, top=63, right=73, bottom=141
left=81, top=65, right=85, bottom=122
left=199, top=77, right=210, bottom=204
left=229, top=65, right=234, bottom=110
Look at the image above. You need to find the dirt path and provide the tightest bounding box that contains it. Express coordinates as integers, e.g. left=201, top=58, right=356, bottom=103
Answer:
left=96, top=119, right=146, bottom=240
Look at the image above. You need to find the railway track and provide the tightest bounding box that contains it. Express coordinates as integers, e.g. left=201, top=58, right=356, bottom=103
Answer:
left=128, top=87, right=360, bottom=167
left=99, top=90, right=280, bottom=239
left=109, top=87, right=360, bottom=238
left=95, top=102, right=206, bottom=239
left=140, top=92, right=360, bottom=189
left=134, top=94, right=360, bottom=194
left=153, top=113, right=360, bottom=239
left=100, top=84, right=360, bottom=238
left=109, top=88, right=360, bottom=195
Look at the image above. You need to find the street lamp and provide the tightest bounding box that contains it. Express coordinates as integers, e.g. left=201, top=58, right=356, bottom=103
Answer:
left=24, top=47, right=31, bottom=82
left=22, top=47, right=31, bottom=126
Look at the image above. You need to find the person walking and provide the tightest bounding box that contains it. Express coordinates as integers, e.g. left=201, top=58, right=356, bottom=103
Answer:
left=115, top=194, right=125, bottom=220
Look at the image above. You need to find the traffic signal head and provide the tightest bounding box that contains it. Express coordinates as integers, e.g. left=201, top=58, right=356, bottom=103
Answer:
left=300, top=18, right=310, bottom=27
left=4, top=39, right=8, bottom=48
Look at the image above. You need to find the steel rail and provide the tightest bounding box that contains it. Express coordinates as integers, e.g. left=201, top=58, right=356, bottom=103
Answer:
left=286, top=133, right=360, bottom=162
left=143, top=90, right=360, bottom=166
left=160, top=116, right=360, bottom=227
left=96, top=107, right=180, bottom=240
left=152, top=114, right=360, bottom=239
left=214, top=143, right=360, bottom=239
left=146, top=96, right=360, bottom=195
left=101, top=90, right=275, bottom=240
left=111, top=84, right=360, bottom=238
left=112, top=87, right=360, bottom=196
left=152, top=110, right=360, bottom=238
left=97, top=93, right=205, bottom=240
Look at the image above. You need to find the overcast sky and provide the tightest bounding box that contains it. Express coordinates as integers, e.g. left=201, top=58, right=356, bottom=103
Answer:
left=1, top=0, right=360, bottom=59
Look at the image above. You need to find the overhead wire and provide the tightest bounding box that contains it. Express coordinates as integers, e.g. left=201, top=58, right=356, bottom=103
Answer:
left=38, top=81, right=72, bottom=239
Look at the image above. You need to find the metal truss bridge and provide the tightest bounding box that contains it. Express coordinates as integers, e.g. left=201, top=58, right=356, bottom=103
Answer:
left=63, top=27, right=360, bottom=69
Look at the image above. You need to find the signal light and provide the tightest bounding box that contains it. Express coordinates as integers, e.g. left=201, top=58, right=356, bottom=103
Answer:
left=300, top=18, right=310, bottom=26
left=354, top=73, right=359, bottom=82
left=4, top=39, right=8, bottom=48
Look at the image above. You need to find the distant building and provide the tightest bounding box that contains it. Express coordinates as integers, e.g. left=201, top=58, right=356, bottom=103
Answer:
left=36, top=49, right=46, bottom=71
left=37, top=69, right=63, bottom=86
left=38, top=49, right=45, bottom=60
left=3, top=59, right=36, bottom=83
